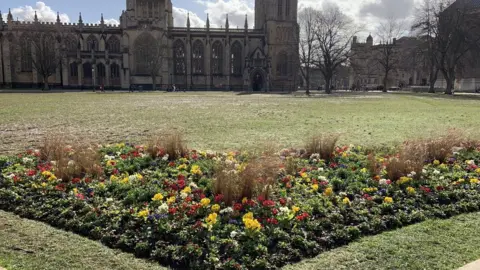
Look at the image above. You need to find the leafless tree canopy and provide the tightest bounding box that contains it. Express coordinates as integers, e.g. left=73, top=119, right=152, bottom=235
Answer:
left=134, top=34, right=167, bottom=90
left=298, top=7, right=318, bottom=95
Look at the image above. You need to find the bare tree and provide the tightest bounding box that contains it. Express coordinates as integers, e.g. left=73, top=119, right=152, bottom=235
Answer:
left=313, top=2, right=361, bottom=94
left=434, top=0, right=480, bottom=94
left=375, top=18, right=407, bottom=92
left=135, top=36, right=167, bottom=90
left=25, top=31, right=62, bottom=90
left=298, top=8, right=318, bottom=95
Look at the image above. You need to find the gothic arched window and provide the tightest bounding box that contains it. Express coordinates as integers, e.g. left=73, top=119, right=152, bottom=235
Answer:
left=134, top=32, right=156, bottom=75
left=286, top=0, right=290, bottom=18
left=277, top=51, right=288, bottom=76
left=64, top=35, right=78, bottom=53
left=173, top=40, right=186, bottom=75
left=83, top=62, right=93, bottom=78
left=70, top=62, right=78, bottom=77
left=111, top=63, right=120, bottom=78
left=106, top=36, right=121, bottom=53
left=231, top=41, right=242, bottom=76
left=192, top=40, right=204, bottom=74
left=20, top=34, right=32, bottom=72
left=211, top=41, right=223, bottom=75
left=86, top=35, right=98, bottom=51
left=97, top=63, right=106, bottom=78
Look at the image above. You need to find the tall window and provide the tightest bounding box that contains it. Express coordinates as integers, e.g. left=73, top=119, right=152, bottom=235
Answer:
left=86, top=35, right=98, bottom=51
left=20, top=34, right=32, bottom=72
left=134, top=32, right=156, bottom=75
left=64, top=35, right=78, bottom=53
left=97, top=63, right=106, bottom=78
left=231, top=41, right=242, bottom=76
left=111, top=63, right=120, bottom=78
left=106, top=36, right=120, bottom=53
left=192, top=40, right=204, bottom=74
left=285, top=0, right=290, bottom=18
left=148, top=1, right=153, bottom=18
left=278, top=0, right=283, bottom=18
left=70, top=62, right=78, bottom=77
left=83, top=62, right=93, bottom=78
left=173, top=40, right=186, bottom=75
left=211, top=41, right=223, bottom=75
left=277, top=51, right=288, bottom=76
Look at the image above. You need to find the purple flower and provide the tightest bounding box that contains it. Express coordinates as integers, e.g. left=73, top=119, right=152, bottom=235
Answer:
left=229, top=219, right=239, bottom=225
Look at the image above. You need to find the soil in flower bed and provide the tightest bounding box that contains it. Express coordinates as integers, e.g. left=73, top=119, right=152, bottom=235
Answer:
left=1, top=143, right=480, bottom=269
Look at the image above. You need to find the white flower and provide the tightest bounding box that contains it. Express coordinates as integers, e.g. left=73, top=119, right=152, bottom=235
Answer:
left=140, top=153, right=147, bottom=158
left=310, top=153, right=320, bottom=160
left=34, top=149, right=40, bottom=155
left=189, top=182, right=198, bottom=189
left=440, top=176, right=445, bottom=180
left=319, top=175, right=327, bottom=181
left=180, top=192, right=188, bottom=199
left=433, top=169, right=440, bottom=175
left=51, top=161, right=57, bottom=166
left=230, top=231, right=238, bottom=238
left=422, top=169, right=427, bottom=174
left=467, top=160, right=476, bottom=165
left=410, top=171, right=417, bottom=176
left=407, top=173, right=412, bottom=178
left=22, top=157, right=33, bottom=164
left=158, top=203, right=169, bottom=213
left=162, top=154, right=169, bottom=161
left=128, top=175, right=136, bottom=182
left=6, top=174, right=15, bottom=179
left=279, top=207, right=290, bottom=214
left=106, top=198, right=114, bottom=203
left=225, top=159, right=233, bottom=166
left=220, top=207, right=234, bottom=214
left=318, top=168, right=324, bottom=172
left=68, top=160, right=75, bottom=167
left=379, top=179, right=388, bottom=185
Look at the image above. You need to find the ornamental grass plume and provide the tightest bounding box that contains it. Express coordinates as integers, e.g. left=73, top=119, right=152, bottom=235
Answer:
left=40, top=133, right=102, bottom=182
left=304, top=133, right=340, bottom=162
left=146, top=130, right=188, bottom=161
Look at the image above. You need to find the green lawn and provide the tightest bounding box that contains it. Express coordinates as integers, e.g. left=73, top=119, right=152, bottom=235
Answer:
left=1, top=91, right=480, bottom=269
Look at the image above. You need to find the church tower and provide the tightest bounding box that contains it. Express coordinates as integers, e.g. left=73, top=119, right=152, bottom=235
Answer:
left=255, top=0, right=299, bottom=90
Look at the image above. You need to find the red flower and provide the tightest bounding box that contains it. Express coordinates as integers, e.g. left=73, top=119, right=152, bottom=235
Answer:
left=71, top=178, right=81, bottom=184
left=185, top=197, right=193, bottom=203
left=420, top=186, right=431, bottom=193
left=120, top=154, right=127, bottom=160
left=177, top=180, right=186, bottom=189
left=234, top=203, right=243, bottom=211
left=329, top=163, right=338, bottom=169
left=295, top=212, right=310, bottom=221
left=320, top=181, right=329, bottom=186
left=272, top=208, right=279, bottom=215
left=112, top=168, right=119, bottom=175
left=199, top=193, right=206, bottom=199
left=262, top=200, right=275, bottom=208
left=27, top=170, right=37, bottom=177
left=267, top=218, right=279, bottom=225
left=257, top=195, right=265, bottom=202
left=282, top=177, right=290, bottom=184
left=178, top=174, right=185, bottom=181
left=169, top=207, right=177, bottom=215
left=279, top=198, right=287, bottom=206
left=286, top=183, right=292, bottom=189
left=168, top=162, right=175, bottom=167
left=76, top=193, right=85, bottom=200
left=215, top=194, right=224, bottom=203
left=26, top=149, right=33, bottom=155
left=386, top=180, right=392, bottom=185
left=192, top=153, right=198, bottom=160
left=84, top=178, right=92, bottom=184
left=436, top=186, right=444, bottom=191
left=193, top=220, right=203, bottom=229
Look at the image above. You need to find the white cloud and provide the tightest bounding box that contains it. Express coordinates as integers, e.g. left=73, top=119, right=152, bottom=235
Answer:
left=9, top=1, right=70, bottom=23
left=173, top=7, right=206, bottom=28
left=98, top=18, right=120, bottom=25
left=195, top=0, right=254, bottom=29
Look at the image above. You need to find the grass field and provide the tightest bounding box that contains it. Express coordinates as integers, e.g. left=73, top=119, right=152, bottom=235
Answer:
left=1, top=91, right=480, bottom=155
left=1, top=91, right=480, bottom=269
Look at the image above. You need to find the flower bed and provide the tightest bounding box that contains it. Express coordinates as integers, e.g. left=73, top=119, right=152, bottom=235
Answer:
left=1, top=144, right=480, bottom=269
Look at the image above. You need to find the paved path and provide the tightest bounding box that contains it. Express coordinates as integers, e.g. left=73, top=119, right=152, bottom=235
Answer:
left=458, top=260, right=480, bottom=270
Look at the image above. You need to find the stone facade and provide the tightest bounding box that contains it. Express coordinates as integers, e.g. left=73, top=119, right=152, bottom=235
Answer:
left=0, top=0, right=299, bottom=91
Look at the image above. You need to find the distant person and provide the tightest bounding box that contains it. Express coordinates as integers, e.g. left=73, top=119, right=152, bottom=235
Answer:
left=173, top=84, right=176, bottom=92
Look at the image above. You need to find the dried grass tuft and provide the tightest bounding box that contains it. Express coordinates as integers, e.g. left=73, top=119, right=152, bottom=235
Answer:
left=146, top=130, right=188, bottom=161
left=304, top=133, right=340, bottom=162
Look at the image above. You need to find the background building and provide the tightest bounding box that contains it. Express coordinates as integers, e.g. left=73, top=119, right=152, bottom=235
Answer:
left=0, top=0, right=299, bottom=91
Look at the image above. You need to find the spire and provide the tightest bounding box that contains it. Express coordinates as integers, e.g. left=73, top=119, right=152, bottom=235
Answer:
left=34, top=11, right=38, bottom=23
left=78, top=12, right=83, bottom=24
left=206, top=13, right=210, bottom=30
left=187, top=12, right=190, bottom=29
left=100, top=13, right=104, bottom=25
left=56, top=12, right=61, bottom=24
left=244, top=14, right=248, bottom=30
left=225, top=14, right=229, bottom=30
left=7, top=8, right=13, bottom=22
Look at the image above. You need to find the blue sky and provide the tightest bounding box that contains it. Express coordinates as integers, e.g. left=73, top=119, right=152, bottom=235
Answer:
left=0, top=0, right=205, bottom=23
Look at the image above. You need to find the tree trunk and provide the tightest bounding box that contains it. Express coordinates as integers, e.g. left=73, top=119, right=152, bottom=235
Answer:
left=43, top=77, right=49, bottom=91
left=444, top=68, right=456, bottom=95
left=305, top=69, right=310, bottom=96
left=152, top=75, right=156, bottom=91
left=325, top=77, right=332, bottom=94
left=428, top=69, right=439, bottom=93
left=383, top=72, right=388, bottom=93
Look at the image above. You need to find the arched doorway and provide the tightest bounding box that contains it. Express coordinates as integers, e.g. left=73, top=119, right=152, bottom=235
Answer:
left=251, top=71, right=264, bottom=92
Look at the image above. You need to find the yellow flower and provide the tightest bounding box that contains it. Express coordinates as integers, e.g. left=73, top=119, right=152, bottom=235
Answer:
left=152, top=193, right=164, bottom=201
left=121, top=177, right=129, bottom=184
left=363, top=187, right=378, bottom=193
left=242, top=212, right=254, bottom=222
left=292, top=206, right=300, bottom=214
left=116, top=143, right=126, bottom=148
left=42, top=171, right=52, bottom=177
left=397, top=177, right=412, bottom=185
left=458, top=178, right=465, bottom=183
left=98, top=183, right=105, bottom=189
left=181, top=186, right=192, bottom=194
left=211, top=204, right=221, bottom=212
left=384, top=197, right=394, bottom=204
left=200, top=198, right=211, bottom=207
left=433, top=160, right=440, bottom=165
left=177, top=164, right=187, bottom=170
left=191, top=165, right=202, bottom=175
left=242, top=197, right=248, bottom=204
left=301, top=172, right=308, bottom=179
left=470, top=178, right=479, bottom=184
left=206, top=213, right=218, bottom=225
left=48, top=175, right=57, bottom=181
left=406, top=187, right=416, bottom=195
left=41, top=182, right=47, bottom=188
left=73, top=188, right=78, bottom=195
left=137, top=209, right=149, bottom=218
left=360, top=168, right=368, bottom=173
left=476, top=168, right=480, bottom=174
left=244, top=218, right=261, bottom=231
left=342, top=197, right=351, bottom=205
left=167, top=196, right=176, bottom=204
left=312, top=184, right=319, bottom=191
left=110, top=175, right=119, bottom=182
left=324, top=187, right=334, bottom=196
left=342, top=152, right=348, bottom=158
left=135, top=173, right=143, bottom=180
left=106, top=160, right=116, bottom=167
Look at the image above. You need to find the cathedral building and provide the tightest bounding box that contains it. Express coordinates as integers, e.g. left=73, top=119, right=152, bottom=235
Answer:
left=0, top=0, right=299, bottom=91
